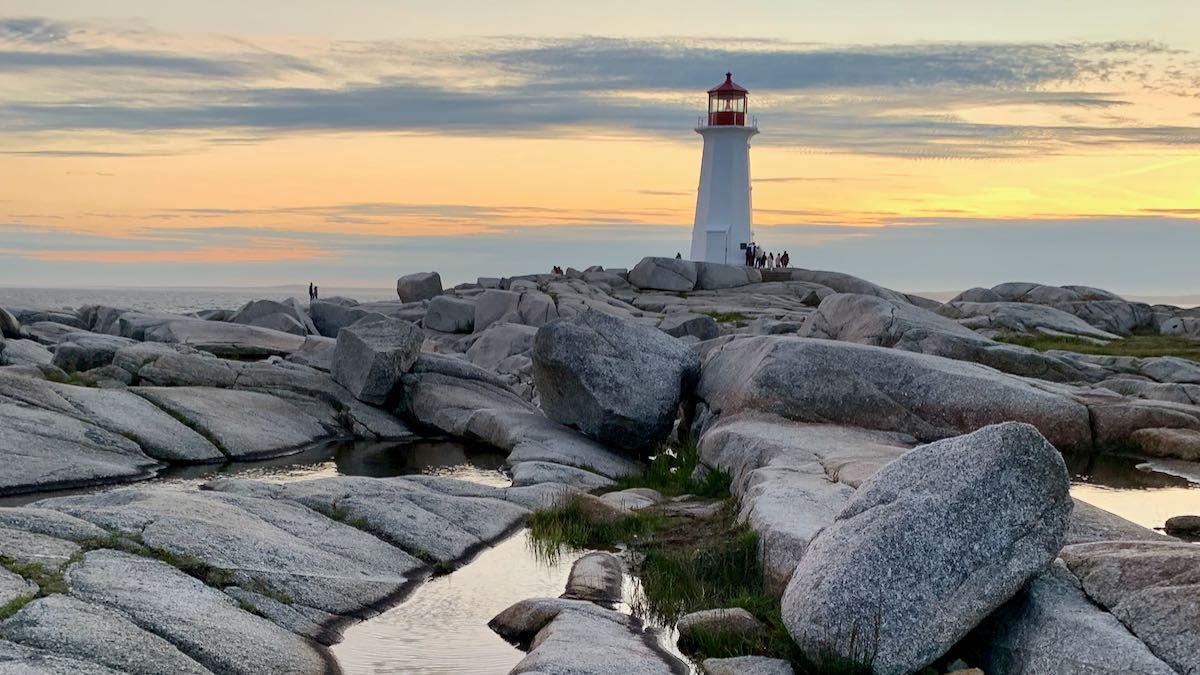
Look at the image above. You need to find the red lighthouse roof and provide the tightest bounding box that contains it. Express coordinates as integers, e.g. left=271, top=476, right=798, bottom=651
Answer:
left=708, top=72, right=748, bottom=94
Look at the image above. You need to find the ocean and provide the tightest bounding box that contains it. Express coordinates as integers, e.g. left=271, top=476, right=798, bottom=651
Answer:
left=0, top=286, right=398, bottom=315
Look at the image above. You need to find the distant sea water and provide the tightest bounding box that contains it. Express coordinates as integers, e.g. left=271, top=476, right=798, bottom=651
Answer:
left=0, top=286, right=398, bottom=315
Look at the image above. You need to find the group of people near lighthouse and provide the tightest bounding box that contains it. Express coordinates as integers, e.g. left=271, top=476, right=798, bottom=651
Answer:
left=745, top=242, right=789, bottom=269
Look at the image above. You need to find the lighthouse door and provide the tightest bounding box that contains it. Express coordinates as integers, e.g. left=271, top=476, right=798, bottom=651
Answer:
left=705, top=230, right=728, bottom=264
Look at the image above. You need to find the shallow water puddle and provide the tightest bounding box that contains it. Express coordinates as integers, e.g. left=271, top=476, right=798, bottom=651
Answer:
left=1067, top=453, right=1200, bottom=531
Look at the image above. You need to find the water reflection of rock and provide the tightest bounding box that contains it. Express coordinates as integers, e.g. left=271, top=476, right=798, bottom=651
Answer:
left=330, top=439, right=507, bottom=481
left=1064, top=452, right=1192, bottom=489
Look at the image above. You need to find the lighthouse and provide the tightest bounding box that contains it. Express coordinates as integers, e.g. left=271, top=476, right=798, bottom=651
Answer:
left=689, top=72, right=758, bottom=265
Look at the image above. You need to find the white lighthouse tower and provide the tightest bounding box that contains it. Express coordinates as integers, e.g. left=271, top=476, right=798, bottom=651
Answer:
left=689, top=72, right=758, bottom=264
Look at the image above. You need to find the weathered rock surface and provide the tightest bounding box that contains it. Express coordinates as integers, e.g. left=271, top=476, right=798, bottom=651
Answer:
left=629, top=257, right=697, bottom=292
left=800, top=293, right=1099, bottom=382
left=659, top=312, right=719, bottom=341
left=466, top=323, right=537, bottom=371
left=0, top=594, right=214, bottom=675
left=0, top=639, right=126, bottom=674
left=491, top=597, right=688, bottom=674
left=0, top=396, right=159, bottom=495
left=139, top=316, right=307, bottom=357
left=0, top=307, right=20, bottom=338
left=0, top=567, right=36, bottom=608
left=676, top=608, right=766, bottom=642
left=0, top=338, right=53, bottom=366
left=533, top=311, right=700, bottom=450
left=510, top=461, right=613, bottom=491
left=331, top=318, right=423, bottom=404
left=702, top=656, right=795, bottom=675
left=694, top=262, right=761, bottom=290
left=207, top=475, right=529, bottom=564
left=697, top=336, right=1093, bottom=451
left=963, top=562, right=1176, bottom=675
left=66, top=549, right=329, bottom=675
left=938, top=301, right=1120, bottom=341
left=782, top=423, right=1072, bottom=675
left=399, top=354, right=640, bottom=479
left=787, top=268, right=910, bottom=305
left=423, top=295, right=476, bottom=333
left=1164, top=514, right=1200, bottom=537
left=1130, top=426, right=1200, bottom=460
left=473, top=290, right=522, bottom=332
left=41, top=487, right=424, bottom=617
left=284, top=335, right=337, bottom=371
left=560, top=552, right=623, bottom=604
left=0, top=526, right=81, bottom=570
left=1060, top=540, right=1200, bottom=675
left=132, top=386, right=328, bottom=459
left=396, top=271, right=443, bottom=302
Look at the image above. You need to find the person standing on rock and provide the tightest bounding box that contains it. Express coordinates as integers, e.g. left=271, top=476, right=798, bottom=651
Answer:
left=744, top=243, right=754, bottom=266
left=308, top=282, right=315, bottom=302
left=313, top=285, right=319, bottom=300
left=768, top=252, right=775, bottom=268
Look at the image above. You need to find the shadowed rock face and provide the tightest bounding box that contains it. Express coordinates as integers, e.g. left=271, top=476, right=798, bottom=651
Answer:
left=781, top=423, right=1072, bottom=675
left=532, top=310, right=700, bottom=451
left=962, top=562, right=1176, bottom=675
left=628, top=257, right=698, bottom=292
left=697, top=335, right=1093, bottom=451
left=1060, top=540, right=1200, bottom=675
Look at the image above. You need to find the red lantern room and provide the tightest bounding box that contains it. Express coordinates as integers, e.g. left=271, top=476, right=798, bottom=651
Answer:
left=707, top=72, right=749, bottom=126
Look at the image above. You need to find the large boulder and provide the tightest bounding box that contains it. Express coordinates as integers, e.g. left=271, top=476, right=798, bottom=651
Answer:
left=532, top=311, right=700, bottom=451
left=141, top=317, right=307, bottom=358
left=1060, top=540, right=1200, bottom=675
left=50, top=333, right=137, bottom=373
left=787, top=269, right=910, bottom=305
left=466, top=323, right=537, bottom=371
left=228, top=298, right=316, bottom=335
left=473, top=290, right=521, bottom=332
left=694, top=262, right=761, bottom=290
left=396, top=271, right=443, bottom=302
left=331, top=318, right=423, bottom=404
left=628, top=257, right=697, bottom=292
left=781, top=423, right=1072, bottom=675
left=697, top=336, right=1093, bottom=451
left=423, top=295, right=475, bottom=333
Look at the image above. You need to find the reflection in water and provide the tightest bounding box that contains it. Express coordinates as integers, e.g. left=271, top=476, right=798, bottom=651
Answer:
left=1067, top=452, right=1200, bottom=531
left=0, top=439, right=509, bottom=507
left=333, top=531, right=581, bottom=675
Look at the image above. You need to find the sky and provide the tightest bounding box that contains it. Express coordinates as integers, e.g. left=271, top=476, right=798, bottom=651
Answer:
left=1, top=1, right=1198, bottom=294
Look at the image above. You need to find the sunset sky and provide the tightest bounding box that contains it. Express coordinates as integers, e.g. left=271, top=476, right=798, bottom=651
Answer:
left=1, top=1, right=1198, bottom=293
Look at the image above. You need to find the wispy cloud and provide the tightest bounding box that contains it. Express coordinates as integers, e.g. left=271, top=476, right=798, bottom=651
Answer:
left=1, top=21, right=1197, bottom=158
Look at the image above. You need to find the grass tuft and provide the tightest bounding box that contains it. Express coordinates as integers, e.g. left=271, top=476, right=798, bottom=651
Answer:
left=996, top=333, right=1200, bottom=361
left=612, top=438, right=730, bottom=498
left=527, top=494, right=666, bottom=563
left=701, top=310, right=751, bottom=323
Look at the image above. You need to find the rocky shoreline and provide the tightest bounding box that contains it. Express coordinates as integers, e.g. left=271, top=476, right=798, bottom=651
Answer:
left=1, top=258, right=1198, bottom=674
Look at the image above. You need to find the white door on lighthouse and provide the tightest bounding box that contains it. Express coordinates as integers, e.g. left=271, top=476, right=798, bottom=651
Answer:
left=705, top=230, right=728, bottom=265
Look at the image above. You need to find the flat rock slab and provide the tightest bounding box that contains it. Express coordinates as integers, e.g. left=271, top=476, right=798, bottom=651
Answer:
left=0, top=526, right=80, bottom=571
left=676, top=608, right=765, bottom=642
left=964, top=562, right=1175, bottom=675
left=0, top=567, right=37, bottom=608
left=207, top=475, right=529, bottom=565
left=132, top=386, right=328, bottom=460
left=66, top=549, right=329, bottom=675
left=143, top=317, right=307, bottom=357
left=1060, top=540, right=1200, bottom=675
left=510, top=461, right=614, bottom=491
left=48, top=383, right=224, bottom=463
left=782, top=423, right=1072, bottom=675
left=0, top=594, right=213, bottom=675
left=698, top=336, right=1093, bottom=451
left=0, top=399, right=158, bottom=495
left=39, top=487, right=424, bottom=617
left=0, top=639, right=126, bottom=674
left=702, top=656, right=795, bottom=675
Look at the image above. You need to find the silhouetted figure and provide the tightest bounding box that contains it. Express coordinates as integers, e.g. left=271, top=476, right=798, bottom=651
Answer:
left=675, top=252, right=682, bottom=259
left=744, top=243, right=754, bottom=266
left=308, top=282, right=315, bottom=301
left=313, top=285, right=319, bottom=300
